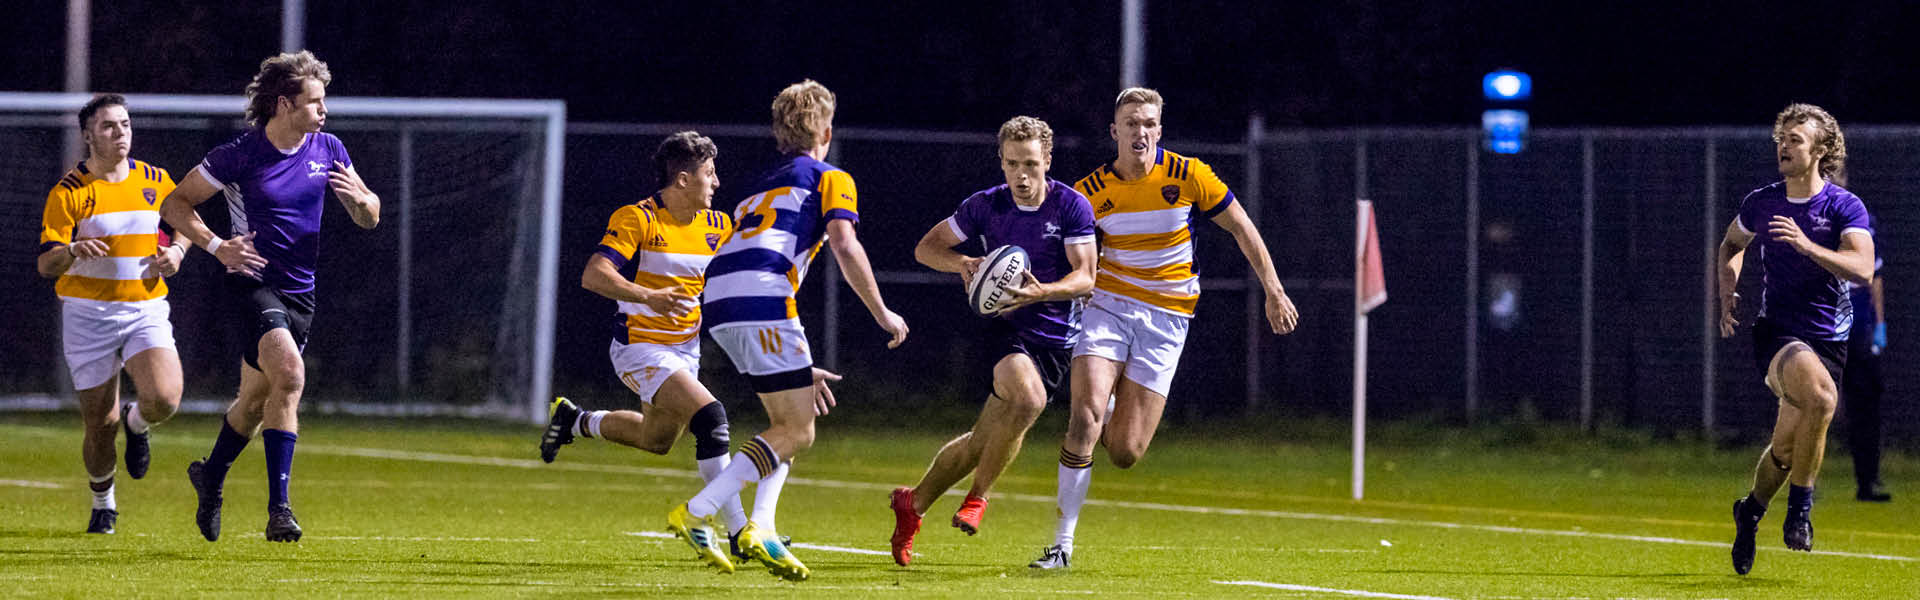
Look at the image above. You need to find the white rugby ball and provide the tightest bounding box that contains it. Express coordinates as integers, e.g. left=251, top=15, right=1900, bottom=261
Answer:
left=968, top=245, right=1030, bottom=316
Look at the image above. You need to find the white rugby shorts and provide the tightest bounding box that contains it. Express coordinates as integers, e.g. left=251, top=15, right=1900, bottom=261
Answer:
left=1072, top=292, right=1190, bottom=397
left=608, top=337, right=701, bottom=404
left=61, top=297, right=175, bottom=389
left=709, top=319, right=814, bottom=377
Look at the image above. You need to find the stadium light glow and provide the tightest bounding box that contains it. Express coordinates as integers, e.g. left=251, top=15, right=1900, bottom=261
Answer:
left=1482, top=70, right=1531, bottom=101
left=1482, top=109, right=1528, bottom=154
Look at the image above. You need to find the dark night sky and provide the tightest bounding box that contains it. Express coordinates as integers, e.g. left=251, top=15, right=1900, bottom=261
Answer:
left=6, top=1, right=1919, bottom=140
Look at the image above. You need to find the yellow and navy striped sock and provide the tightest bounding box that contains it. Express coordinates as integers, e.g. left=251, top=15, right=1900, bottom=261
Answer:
left=741, top=436, right=782, bottom=479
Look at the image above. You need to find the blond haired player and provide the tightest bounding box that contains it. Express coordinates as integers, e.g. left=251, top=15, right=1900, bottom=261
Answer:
left=37, top=93, right=188, bottom=534
left=665, top=80, right=908, bottom=581
left=1031, top=88, right=1299, bottom=569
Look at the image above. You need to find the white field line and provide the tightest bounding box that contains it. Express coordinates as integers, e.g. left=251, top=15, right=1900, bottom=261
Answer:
left=624, top=530, right=892, bottom=556
left=9, top=424, right=1918, bottom=542
left=0, top=479, right=62, bottom=489
left=305, top=444, right=1920, bottom=564
left=1215, top=580, right=1455, bottom=599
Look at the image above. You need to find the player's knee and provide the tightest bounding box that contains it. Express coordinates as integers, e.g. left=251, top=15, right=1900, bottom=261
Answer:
left=264, top=363, right=305, bottom=396
left=687, top=402, right=732, bottom=460
left=999, top=387, right=1046, bottom=421
left=1109, top=445, right=1146, bottom=469
left=136, top=392, right=180, bottom=421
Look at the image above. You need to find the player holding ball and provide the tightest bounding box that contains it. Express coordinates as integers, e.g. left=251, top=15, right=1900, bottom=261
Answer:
left=887, top=115, right=1097, bottom=565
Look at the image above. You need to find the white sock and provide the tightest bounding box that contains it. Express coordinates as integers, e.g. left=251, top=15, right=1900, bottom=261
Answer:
left=698, top=454, right=751, bottom=536
left=1055, top=462, right=1092, bottom=553
left=90, top=472, right=116, bottom=510
left=751, top=460, right=791, bottom=533
left=585, top=411, right=607, bottom=438
left=688, top=450, right=763, bottom=519
left=124, top=403, right=151, bottom=434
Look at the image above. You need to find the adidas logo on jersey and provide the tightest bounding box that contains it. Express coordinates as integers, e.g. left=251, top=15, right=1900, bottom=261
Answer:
left=1097, top=199, right=1114, bottom=214
left=648, top=234, right=669, bottom=248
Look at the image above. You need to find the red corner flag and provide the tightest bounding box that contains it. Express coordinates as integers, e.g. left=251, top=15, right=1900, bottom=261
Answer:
left=1357, top=200, right=1387, bottom=313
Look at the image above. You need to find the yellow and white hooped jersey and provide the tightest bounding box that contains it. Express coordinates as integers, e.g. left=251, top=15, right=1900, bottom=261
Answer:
left=39, top=159, right=177, bottom=303
left=1074, top=148, right=1235, bottom=316
left=702, top=155, right=859, bottom=329
left=595, top=199, right=734, bottom=345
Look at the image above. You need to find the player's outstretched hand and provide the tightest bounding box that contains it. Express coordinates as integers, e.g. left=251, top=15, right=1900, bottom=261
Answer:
left=146, top=244, right=186, bottom=277
left=67, top=238, right=111, bottom=259
left=642, top=290, right=697, bottom=317
left=1768, top=216, right=1811, bottom=255
left=810, top=368, right=842, bottom=416
left=876, top=309, right=909, bottom=349
left=990, top=271, right=1046, bottom=315
left=1266, top=291, right=1299, bottom=334
left=213, top=232, right=266, bottom=277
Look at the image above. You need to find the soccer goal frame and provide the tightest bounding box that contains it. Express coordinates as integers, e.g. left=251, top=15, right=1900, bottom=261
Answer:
left=0, top=92, right=566, bottom=424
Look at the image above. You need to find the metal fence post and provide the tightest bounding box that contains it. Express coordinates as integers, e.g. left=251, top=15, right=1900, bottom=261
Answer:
left=1703, top=139, right=1718, bottom=434
left=1580, top=135, right=1595, bottom=430
left=1464, top=138, right=1480, bottom=421
left=397, top=127, right=413, bottom=406
left=1244, top=114, right=1265, bottom=413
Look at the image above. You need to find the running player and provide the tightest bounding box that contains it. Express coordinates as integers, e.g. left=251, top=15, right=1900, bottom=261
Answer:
left=888, top=116, right=1095, bottom=565
left=1031, top=88, right=1299, bottom=569
left=538, top=131, right=762, bottom=558
left=37, top=93, right=189, bottom=534
left=1721, top=103, right=1873, bottom=574
left=159, top=51, right=381, bottom=543
left=666, top=79, right=909, bottom=581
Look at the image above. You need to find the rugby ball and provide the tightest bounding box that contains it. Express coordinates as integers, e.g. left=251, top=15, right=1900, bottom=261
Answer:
left=968, top=245, right=1030, bottom=316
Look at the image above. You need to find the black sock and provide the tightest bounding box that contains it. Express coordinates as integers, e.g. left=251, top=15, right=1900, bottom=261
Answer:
left=204, top=417, right=252, bottom=487
left=1787, top=484, right=1813, bottom=516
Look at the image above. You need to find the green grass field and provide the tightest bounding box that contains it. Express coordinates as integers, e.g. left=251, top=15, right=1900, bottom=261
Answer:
left=2, top=411, right=1914, bottom=598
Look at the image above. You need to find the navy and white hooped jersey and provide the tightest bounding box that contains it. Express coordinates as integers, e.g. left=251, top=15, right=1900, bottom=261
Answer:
left=702, top=155, right=858, bottom=329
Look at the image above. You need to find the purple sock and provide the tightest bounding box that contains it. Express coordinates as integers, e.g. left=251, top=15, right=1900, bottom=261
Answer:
left=263, top=429, right=298, bottom=508
left=203, top=417, right=252, bottom=487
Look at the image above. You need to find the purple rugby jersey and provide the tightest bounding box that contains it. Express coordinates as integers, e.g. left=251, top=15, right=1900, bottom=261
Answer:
left=946, top=179, right=1096, bottom=347
left=1736, top=181, right=1873, bottom=341
left=195, top=130, right=354, bottom=295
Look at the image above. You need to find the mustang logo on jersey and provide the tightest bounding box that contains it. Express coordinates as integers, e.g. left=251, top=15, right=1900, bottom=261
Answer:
left=307, top=160, right=327, bottom=177
left=1161, top=185, right=1181, bottom=205
left=1043, top=221, right=1061, bottom=240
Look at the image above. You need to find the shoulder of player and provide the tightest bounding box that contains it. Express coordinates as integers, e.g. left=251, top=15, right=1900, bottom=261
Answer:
left=1158, top=149, right=1212, bottom=184
left=51, top=168, right=86, bottom=195
left=1743, top=181, right=1786, bottom=203
left=128, top=159, right=172, bottom=184
left=1071, top=167, right=1112, bottom=196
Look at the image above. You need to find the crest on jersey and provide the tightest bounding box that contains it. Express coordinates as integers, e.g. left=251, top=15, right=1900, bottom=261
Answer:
left=1043, top=222, right=1062, bottom=240
left=706, top=233, right=722, bottom=250
left=307, top=160, right=328, bottom=177
left=143, top=188, right=157, bottom=205
left=1161, top=185, right=1181, bottom=205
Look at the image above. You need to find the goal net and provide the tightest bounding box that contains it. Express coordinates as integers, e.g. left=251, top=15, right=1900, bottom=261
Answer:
left=0, top=93, right=564, bottom=422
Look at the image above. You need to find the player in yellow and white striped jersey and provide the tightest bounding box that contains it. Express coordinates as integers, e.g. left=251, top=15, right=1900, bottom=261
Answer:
left=536, top=131, right=767, bottom=563
left=1030, top=88, right=1300, bottom=570
left=35, top=94, right=190, bottom=535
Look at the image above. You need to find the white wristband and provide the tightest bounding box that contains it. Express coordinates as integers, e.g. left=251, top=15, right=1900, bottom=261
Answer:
left=206, top=236, right=224, bottom=255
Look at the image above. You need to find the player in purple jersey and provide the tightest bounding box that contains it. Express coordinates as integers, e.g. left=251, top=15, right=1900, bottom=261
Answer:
left=159, top=51, right=381, bottom=544
left=1716, top=104, right=1873, bottom=574
left=887, top=116, right=1096, bottom=565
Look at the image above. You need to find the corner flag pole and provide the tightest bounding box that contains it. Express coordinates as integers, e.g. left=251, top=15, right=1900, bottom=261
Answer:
left=1353, top=199, right=1387, bottom=500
